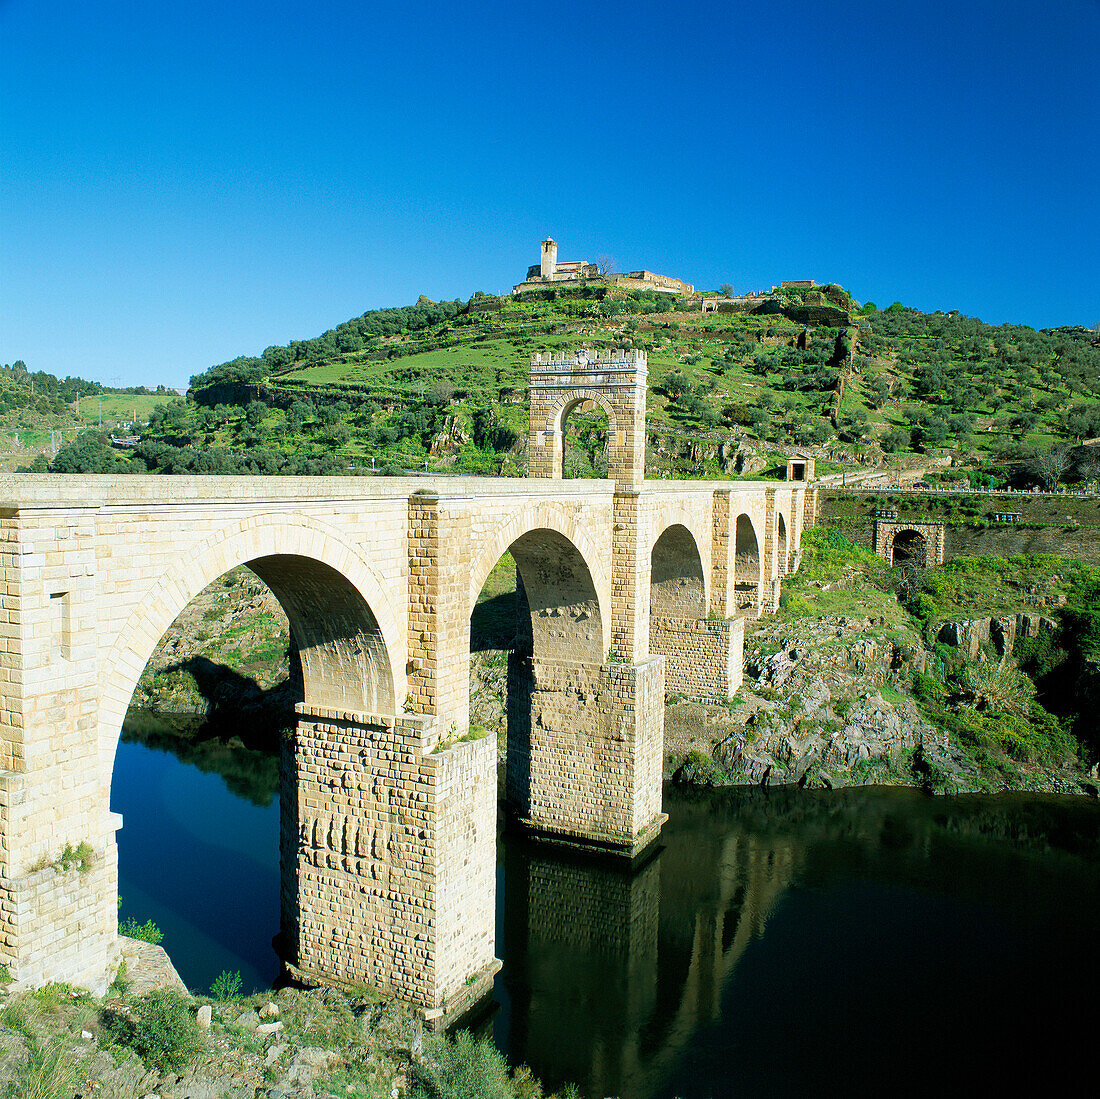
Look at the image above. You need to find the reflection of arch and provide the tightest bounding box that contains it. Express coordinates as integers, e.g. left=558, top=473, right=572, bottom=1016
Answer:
left=891, top=529, right=927, bottom=567
left=734, top=514, right=762, bottom=609
left=650, top=524, right=707, bottom=619
left=99, top=514, right=401, bottom=770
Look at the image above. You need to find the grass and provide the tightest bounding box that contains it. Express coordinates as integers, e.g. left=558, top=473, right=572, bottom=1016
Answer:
left=75, top=393, right=179, bottom=427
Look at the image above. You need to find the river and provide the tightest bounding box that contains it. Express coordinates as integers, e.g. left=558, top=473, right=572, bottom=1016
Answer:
left=113, top=717, right=1100, bottom=1098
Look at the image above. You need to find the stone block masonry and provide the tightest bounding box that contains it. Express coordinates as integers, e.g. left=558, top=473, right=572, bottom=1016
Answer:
left=286, top=705, right=497, bottom=1018
left=508, top=656, right=666, bottom=856
left=650, top=615, right=744, bottom=701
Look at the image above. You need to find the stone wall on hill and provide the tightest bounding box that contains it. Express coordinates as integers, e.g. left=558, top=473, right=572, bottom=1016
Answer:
left=821, top=490, right=1100, bottom=566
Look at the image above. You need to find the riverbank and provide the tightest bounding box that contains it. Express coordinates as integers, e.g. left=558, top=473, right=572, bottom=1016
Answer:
left=0, top=949, right=573, bottom=1099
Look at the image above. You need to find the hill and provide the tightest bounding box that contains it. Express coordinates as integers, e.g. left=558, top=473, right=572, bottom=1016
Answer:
left=16, top=283, right=1100, bottom=484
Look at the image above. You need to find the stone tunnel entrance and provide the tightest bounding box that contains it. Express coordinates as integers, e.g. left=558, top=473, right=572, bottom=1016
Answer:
left=891, top=529, right=928, bottom=567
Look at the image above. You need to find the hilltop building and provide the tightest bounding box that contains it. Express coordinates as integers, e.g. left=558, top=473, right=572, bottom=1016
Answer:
left=514, top=239, right=694, bottom=296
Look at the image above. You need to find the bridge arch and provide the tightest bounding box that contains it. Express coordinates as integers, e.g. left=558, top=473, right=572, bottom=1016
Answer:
left=467, top=509, right=610, bottom=659
left=775, top=512, right=789, bottom=578
left=734, top=512, right=763, bottom=610
left=99, top=512, right=403, bottom=772
left=650, top=523, right=707, bottom=620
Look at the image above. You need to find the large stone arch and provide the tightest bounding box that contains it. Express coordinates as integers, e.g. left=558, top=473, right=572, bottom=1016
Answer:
left=467, top=508, right=610, bottom=659
left=650, top=523, right=707, bottom=620
left=98, top=512, right=403, bottom=775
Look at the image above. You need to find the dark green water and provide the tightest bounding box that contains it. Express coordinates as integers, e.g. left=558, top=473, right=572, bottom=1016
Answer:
left=112, top=723, right=1100, bottom=1098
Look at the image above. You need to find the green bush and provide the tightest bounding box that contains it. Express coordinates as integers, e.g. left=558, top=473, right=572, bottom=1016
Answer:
left=102, top=989, right=202, bottom=1074
left=119, top=916, right=163, bottom=945
left=128, top=990, right=202, bottom=1074
left=209, top=969, right=242, bottom=1001
left=408, top=1031, right=515, bottom=1099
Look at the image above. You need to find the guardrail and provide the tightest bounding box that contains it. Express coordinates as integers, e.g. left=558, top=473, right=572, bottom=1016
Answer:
left=819, top=483, right=1100, bottom=500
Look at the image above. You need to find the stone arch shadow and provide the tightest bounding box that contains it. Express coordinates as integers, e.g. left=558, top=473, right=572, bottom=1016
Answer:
left=649, top=522, right=708, bottom=622
left=733, top=512, right=764, bottom=612
left=467, top=509, right=611, bottom=659
left=774, top=511, right=789, bottom=578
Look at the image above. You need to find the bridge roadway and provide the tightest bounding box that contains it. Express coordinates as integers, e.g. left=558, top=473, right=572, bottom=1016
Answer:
left=0, top=472, right=812, bottom=1021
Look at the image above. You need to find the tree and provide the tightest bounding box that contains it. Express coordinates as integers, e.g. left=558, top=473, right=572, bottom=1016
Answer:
left=663, top=372, right=692, bottom=400
left=880, top=426, right=911, bottom=453
left=595, top=255, right=617, bottom=276
left=245, top=400, right=267, bottom=426
left=947, top=413, right=974, bottom=445
left=1028, top=444, right=1071, bottom=491
left=719, top=283, right=733, bottom=297
left=866, top=375, right=891, bottom=409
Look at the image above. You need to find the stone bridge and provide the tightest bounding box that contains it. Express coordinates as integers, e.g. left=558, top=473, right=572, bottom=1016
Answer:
left=0, top=347, right=814, bottom=1022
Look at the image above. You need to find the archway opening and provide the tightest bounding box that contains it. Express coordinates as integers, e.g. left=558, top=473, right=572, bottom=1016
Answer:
left=891, top=529, right=927, bottom=568
left=110, top=554, right=394, bottom=995
left=559, top=399, right=610, bottom=479
left=650, top=525, right=707, bottom=621
left=734, top=514, right=761, bottom=609
left=777, top=514, right=788, bottom=576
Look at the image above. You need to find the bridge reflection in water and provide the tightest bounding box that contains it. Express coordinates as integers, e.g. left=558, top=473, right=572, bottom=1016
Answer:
left=498, top=797, right=797, bottom=1099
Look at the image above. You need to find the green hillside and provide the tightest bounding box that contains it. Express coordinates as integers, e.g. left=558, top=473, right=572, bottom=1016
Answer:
left=18, top=284, right=1100, bottom=484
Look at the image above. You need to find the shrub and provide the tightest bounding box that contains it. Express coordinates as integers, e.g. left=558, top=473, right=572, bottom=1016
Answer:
left=210, top=969, right=242, bottom=1001
left=408, top=1030, right=514, bottom=1099
left=119, top=917, right=163, bottom=945
left=124, top=990, right=202, bottom=1074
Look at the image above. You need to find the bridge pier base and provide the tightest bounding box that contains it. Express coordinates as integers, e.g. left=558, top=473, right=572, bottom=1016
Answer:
left=283, top=704, right=499, bottom=1022
left=506, top=655, right=667, bottom=857
left=650, top=615, right=744, bottom=701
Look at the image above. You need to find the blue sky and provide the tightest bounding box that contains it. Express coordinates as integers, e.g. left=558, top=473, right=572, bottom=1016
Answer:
left=2, top=0, right=1098, bottom=388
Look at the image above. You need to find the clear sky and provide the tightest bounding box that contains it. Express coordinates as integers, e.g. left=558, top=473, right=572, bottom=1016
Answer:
left=2, top=0, right=1098, bottom=389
